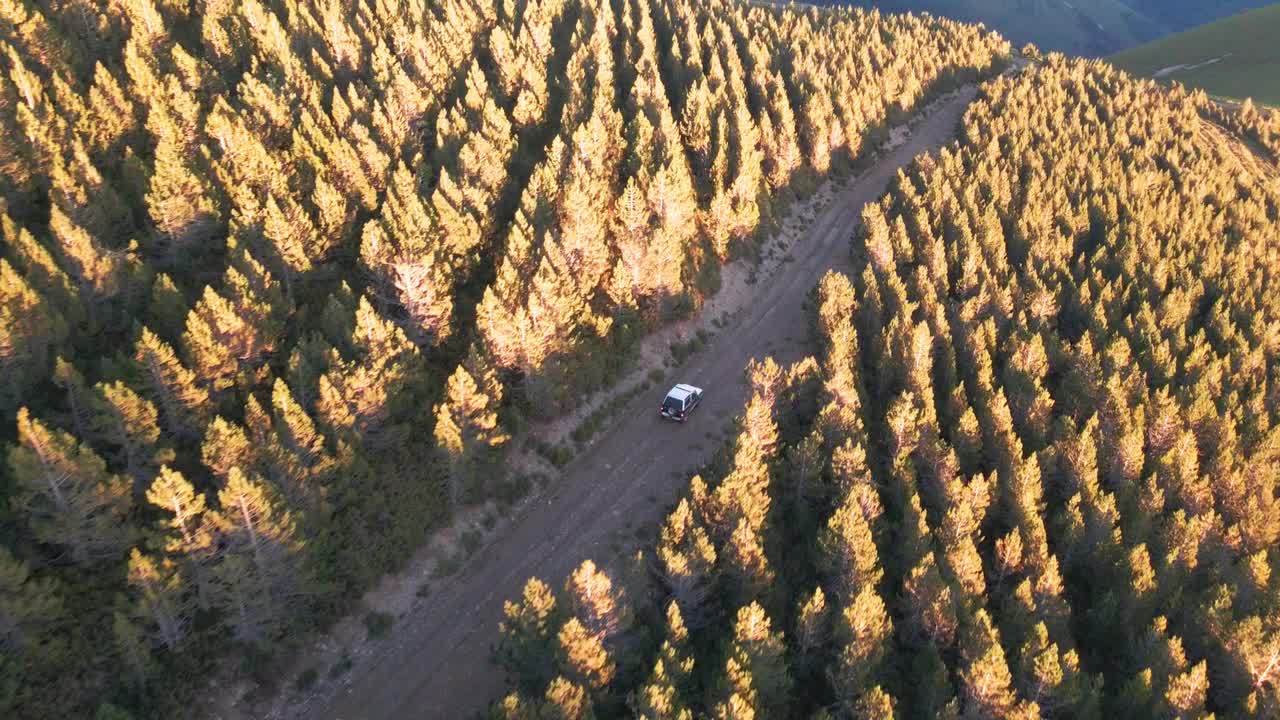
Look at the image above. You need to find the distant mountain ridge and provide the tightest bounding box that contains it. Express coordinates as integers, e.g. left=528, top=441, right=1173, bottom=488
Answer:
left=835, top=1, right=1273, bottom=55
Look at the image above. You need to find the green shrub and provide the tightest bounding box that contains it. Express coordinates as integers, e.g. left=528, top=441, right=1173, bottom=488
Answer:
left=364, top=611, right=394, bottom=640
left=295, top=668, right=319, bottom=692
left=460, top=528, right=483, bottom=556
left=329, top=654, right=353, bottom=679
left=432, top=554, right=463, bottom=578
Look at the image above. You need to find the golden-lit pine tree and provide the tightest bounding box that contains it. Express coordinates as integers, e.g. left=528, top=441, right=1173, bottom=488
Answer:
left=0, top=258, right=66, bottom=412
left=145, top=466, right=220, bottom=608
left=88, top=379, right=171, bottom=479
left=124, top=548, right=191, bottom=651
left=133, top=325, right=210, bottom=440
left=212, top=467, right=304, bottom=643
left=8, top=408, right=134, bottom=565
left=434, top=347, right=509, bottom=508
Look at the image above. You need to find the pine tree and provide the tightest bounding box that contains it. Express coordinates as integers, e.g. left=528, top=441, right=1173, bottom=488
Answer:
left=146, top=272, right=187, bottom=341
left=0, top=546, right=65, bottom=663
left=434, top=347, right=509, bottom=508
left=182, top=242, right=285, bottom=393
left=903, top=552, right=958, bottom=649
left=201, top=413, right=256, bottom=480
left=820, top=494, right=883, bottom=601
left=959, top=610, right=1019, bottom=719
left=0, top=258, right=66, bottom=412
left=124, top=548, right=191, bottom=651
left=498, top=577, right=562, bottom=693
left=212, top=467, right=304, bottom=643
left=633, top=600, right=695, bottom=719
left=656, top=497, right=718, bottom=628
left=724, top=602, right=792, bottom=717
left=316, top=295, right=425, bottom=444
left=543, top=676, right=596, bottom=720
left=360, top=162, right=456, bottom=346
left=133, top=326, right=209, bottom=439
left=89, top=380, right=170, bottom=479
left=795, top=586, right=830, bottom=664
left=52, top=356, right=92, bottom=441
left=8, top=408, right=134, bottom=565
left=564, top=560, right=632, bottom=648
left=144, top=79, right=221, bottom=266
left=253, top=378, right=332, bottom=516
left=145, top=466, right=219, bottom=607
left=557, top=616, right=615, bottom=691
left=112, top=610, right=154, bottom=688
left=829, top=585, right=893, bottom=711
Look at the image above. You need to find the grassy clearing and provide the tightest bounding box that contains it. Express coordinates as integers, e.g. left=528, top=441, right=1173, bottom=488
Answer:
left=1111, top=3, right=1280, bottom=107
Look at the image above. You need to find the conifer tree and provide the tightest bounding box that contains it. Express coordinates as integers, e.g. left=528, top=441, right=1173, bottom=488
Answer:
left=133, top=326, right=209, bottom=439
left=557, top=616, right=615, bottom=691
left=656, top=497, right=718, bottom=627
left=498, top=577, right=562, bottom=693
left=144, top=81, right=221, bottom=267
left=435, top=347, right=509, bottom=508
left=212, top=467, right=303, bottom=643
left=316, top=295, right=425, bottom=444
left=89, top=380, right=170, bottom=479
left=0, top=258, right=66, bottom=412
left=182, top=242, right=286, bottom=393
left=829, top=586, right=893, bottom=712
left=723, top=602, right=792, bottom=717
left=252, top=378, right=332, bottom=516
left=564, top=560, right=632, bottom=648
left=543, top=676, right=596, bottom=720
left=112, top=610, right=154, bottom=689
left=0, top=546, right=64, bottom=666
left=145, top=466, right=219, bottom=607
left=8, top=408, right=133, bottom=565
left=820, top=494, right=883, bottom=601
left=633, top=600, right=695, bottom=719
left=124, top=548, right=190, bottom=651
left=959, top=610, right=1019, bottom=719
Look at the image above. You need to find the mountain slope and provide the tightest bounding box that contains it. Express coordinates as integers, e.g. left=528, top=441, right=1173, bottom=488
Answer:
left=1122, top=0, right=1273, bottom=33
left=841, top=0, right=1164, bottom=55
left=1111, top=2, right=1280, bottom=106
left=839, top=1, right=1275, bottom=56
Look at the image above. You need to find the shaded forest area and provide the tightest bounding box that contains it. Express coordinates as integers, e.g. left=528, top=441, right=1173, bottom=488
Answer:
left=0, top=0, right=1009, bottom=716
left=493, top=58, right=1280, bottom=718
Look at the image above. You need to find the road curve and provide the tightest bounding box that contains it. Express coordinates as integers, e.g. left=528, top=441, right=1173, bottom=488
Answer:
left=310, top=85, right=979, bottom=720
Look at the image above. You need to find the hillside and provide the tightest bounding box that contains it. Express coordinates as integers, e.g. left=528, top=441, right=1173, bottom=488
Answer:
left=1111, top=3, right=1280, bottom=106
left=495, top=57, right=1280, bottom=718
left=842, top=0, right=1161, bottom=55
left=1121, top=0, right=1273, bottom=33
left=0, top=0, right=1011, bottom=718
left=837, top=1, right=1275, bottom=56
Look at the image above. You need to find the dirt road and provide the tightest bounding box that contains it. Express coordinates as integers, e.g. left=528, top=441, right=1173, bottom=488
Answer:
left=308, top=86, right=978, bottom=720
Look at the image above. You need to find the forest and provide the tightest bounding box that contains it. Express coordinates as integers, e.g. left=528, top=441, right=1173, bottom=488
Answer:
left=0, top=0, right=1011, bottom=717
left=492, top=58, right=1280, bottom=718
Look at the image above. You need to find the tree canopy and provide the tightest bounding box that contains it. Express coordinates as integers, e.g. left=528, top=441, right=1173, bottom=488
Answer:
left=495, top=55, right=1280, bottom=719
